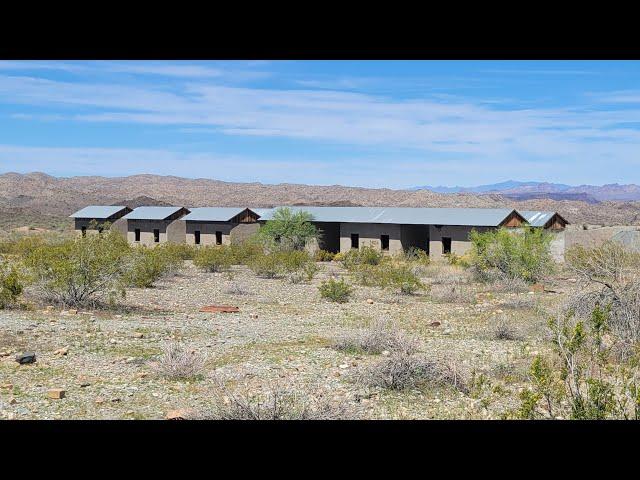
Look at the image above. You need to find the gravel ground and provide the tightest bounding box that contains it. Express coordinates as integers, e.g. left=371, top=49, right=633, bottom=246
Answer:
left=0, top=261, right=568, bottom=420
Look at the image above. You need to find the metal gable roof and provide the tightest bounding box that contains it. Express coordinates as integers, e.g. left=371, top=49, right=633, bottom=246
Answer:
left=256, top=206, right=517, bottom=227
left=69, top=205, right=129, bottom=219
left=518, top=210, right=556, bottom=227
left=183, top=207, right=253, bottom=222
left=123, top=206, right=186, bottom=221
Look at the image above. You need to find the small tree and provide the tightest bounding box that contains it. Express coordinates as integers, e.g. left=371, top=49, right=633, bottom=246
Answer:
left=258, top=207, right=317, bottom=251
left=0, top=260, right=23, bottom=308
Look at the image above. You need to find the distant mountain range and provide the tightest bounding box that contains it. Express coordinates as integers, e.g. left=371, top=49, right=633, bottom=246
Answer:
left=414, top=180, right=640, bottom=202
left=2, top=172, right=640, bottom=227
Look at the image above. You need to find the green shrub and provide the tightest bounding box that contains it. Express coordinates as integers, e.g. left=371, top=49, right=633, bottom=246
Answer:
left=247, top=249, right=316, bottom=280
left=319, top=277, right=352, bottom=303
left=228, top=238, right=264, bottom=265
left=385, top=264, right=425, bottom=294
left=314, top=249, right=335, bottom=262
left=161, top=243, right=196, bottom=261
left=342, top=246, right=384, bottom=269
left=193, top=245, right=234, bottom=273
left=258, top=207, right=318, bottom=250
left=0, top=261, right=23, bottom=308
left=24, top=230, right=131, bottom=306
left=124, top=247, right=175, bottom=288
left=402, top=247, right=430, bottom=265
left=247, top=252, right=282, bottom=278
left=468, top=227, right=554, bottom=283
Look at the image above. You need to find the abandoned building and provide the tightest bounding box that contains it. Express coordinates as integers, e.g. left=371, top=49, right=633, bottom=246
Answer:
left=71, top=204, right=568, bottom=259
left=69, top=205, right=132, bottom=236
left=122, top=206, right=190, bottom=246
left=256, top=206, right=533, bottom=258
left=182, top=207, right=261, bottom=246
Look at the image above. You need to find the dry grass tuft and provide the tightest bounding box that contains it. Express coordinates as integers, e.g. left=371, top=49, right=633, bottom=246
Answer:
left=333, top=319, right=420, bottom=355
left=356, top=353, right=468, bottom=393
left=429, top=283, right=475, bottom=304
left=153, top=342, right=206, bottom=380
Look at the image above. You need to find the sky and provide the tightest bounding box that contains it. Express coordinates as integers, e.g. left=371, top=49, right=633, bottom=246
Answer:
left=0, top=60, right=639, bottom=188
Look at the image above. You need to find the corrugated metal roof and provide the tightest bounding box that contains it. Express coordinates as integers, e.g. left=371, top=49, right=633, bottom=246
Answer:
left=123, top=206, right=186, bottom=221
left=255, top=206, right=517, bottom=227
left=519, top=210, right=556, bottom=227
left=183, top=207, right=251, bottom=222
left=69, top=206, right=129, bottom=219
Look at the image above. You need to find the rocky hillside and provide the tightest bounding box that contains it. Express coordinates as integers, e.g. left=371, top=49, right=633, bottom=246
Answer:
left=1, top=172, right=640, bottom=227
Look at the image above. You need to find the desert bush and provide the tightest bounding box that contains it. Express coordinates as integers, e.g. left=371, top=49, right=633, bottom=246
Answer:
left=247, top=252, right=282, bottom=278
left=357, top=352, right=467, bottom=392
left=160, top=242, right=196, bottom=261
left=516, top=306, right=640, bottom=420
left=401, top=247, right=430, bottom=265
left=430, top=283, right=474, bottom=303
left=492, top=315, right=521, bottom=341
left=228, top=237, right=265, bottom=265
left=426, top=264, right=472, bottom=285
left=468, top=227, right=554, bottom=284
left=565, top=241, right=640, bottom=353
left=24, top=230, right=130, bottom=307
left=153, top=342, right=206, bottom=380
left=247, top=249, right=316, bottom=281
left=193, top=245, right=234, bottom=273
left=332, top=252, right=346, bottom=262
left=223, top=282, right=252, bottom=296
left=123, top=246, right=180, bottom=288
left=200, top=382, right=353, bottom=420
left=333, top=319, right=419, bottom=355
left=342, top=246, right=384, bottom=269
left=314, top=249, right=335, bottom=262
left=258, top=207, right=318, bottom=251
left=446, top=252, right=470, bottom=267
left=287, top=261, right=319, bottom=284
left=0, top=261, right=23, bottom=308
left=319, top=277, right=352, bottom=303
left=384, top=264, right=425, bottom=294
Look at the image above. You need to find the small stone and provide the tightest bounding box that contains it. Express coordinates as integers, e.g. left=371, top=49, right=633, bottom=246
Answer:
left=366, top=299, right=374, bottom=304
left=47, top=388, right=66, bottom=400
left=109, top=338, right=117, bottom=344
left=339, top=364, right=348, bottom=369
left=115, top=315, right=123, bottom=319
left=166, top=409, right=191, bottom=420
left=15, top=353, right=36, bottom=364
left=111, top=398, right=121, bottom=403
left=443, top=329, right=452, bottom=335
left=67, top=309, right=78, bottom=315
left=95, top=397, right=105, bottom=404
left=429, top=321, right=441, bottom=327
left=381, top=350, right=390, bottom=356
left=0, top=351, right=11, bottom=357
left=80, top=382, right=91, bottom=388
left=54, top=347, right=69, bottom=356
left=250, top=314, right=258, bottom=319
left=1, top=384, right=13, bottom=390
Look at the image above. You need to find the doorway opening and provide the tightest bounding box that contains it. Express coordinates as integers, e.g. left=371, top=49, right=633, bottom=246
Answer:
left=350, top=233, right=359, bottom=249
left=442, top=237, right=452, bottom=255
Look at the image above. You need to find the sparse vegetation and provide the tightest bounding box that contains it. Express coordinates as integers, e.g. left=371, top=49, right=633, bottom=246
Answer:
left=492, top=315, right=521, bottom=341
left=0, top=260, right=23, bottom=308
left=124, top=245, right=181, bottom=288
left=357, top=352, right=467, bottom=393
left=333, top=319, right=420, bottom=355
left=153, top=342, right=206, bottom=380
left=319, top=277, right=352, bottom=303
left=314, top=249, right=335, bottom=262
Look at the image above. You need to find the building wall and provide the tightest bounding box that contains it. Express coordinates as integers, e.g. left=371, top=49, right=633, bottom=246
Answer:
left=127, top=219, right=183, bottom=246
left=549, top=230, right=566, bottom=262
left=428, top=225, right=492, bottom=260
left=74, top=217, right=127, bottom=238
left=400, top=224, right=429, bottom=252
left=339, top=223, right=402, bottom=254
left=185, top=222, right=259, bottom=245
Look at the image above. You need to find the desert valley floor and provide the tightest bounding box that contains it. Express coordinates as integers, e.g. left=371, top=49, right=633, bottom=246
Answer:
left=0, top=260, right=570, bottom=420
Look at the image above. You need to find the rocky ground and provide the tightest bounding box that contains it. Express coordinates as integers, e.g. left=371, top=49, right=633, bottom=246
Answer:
left=0, top=261, right=571, bottom=420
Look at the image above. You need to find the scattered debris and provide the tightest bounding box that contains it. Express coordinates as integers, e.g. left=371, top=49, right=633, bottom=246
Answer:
left=200, top=305, right=240, bottom=313
left=429, top=321, right=441, bottom=327
left=47, top=388, right=66, bottom=400
left=15, top=353, right=36, bottom=365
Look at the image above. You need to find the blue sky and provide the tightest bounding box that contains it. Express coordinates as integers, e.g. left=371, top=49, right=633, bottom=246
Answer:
left=0, top=60, right=639, bottom=188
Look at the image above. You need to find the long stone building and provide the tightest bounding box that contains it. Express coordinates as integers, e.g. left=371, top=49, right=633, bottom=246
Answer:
left=69, top=205, right=132, bottom=236
left=71, top=205, right=568, bottom=258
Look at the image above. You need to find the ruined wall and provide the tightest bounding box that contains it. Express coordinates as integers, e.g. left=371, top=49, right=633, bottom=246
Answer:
left=428, top=225, right=492, bottom=260
left=74, top=217, right=127, bottom=238
left=127, top=219, right=180, bottom=246
left=339, top=223, right=402, bottom=254
left=186, top=222, right=258, bottom=245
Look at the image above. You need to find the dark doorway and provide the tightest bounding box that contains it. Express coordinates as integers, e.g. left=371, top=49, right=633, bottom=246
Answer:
left=442, top=237, right=452, bottom=255
left=153, top=229, right=160, bottom=243
left=194, top=231, right=201, bottom=245
left=215, top=231, right=223, bottom=245
left=380, top=234, right=389, bottom=251
left=134, top=228, right=141, bottom=242
left=351, top=233, right=359, bottom=249
left=81, top=226, right=87, bottom=237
